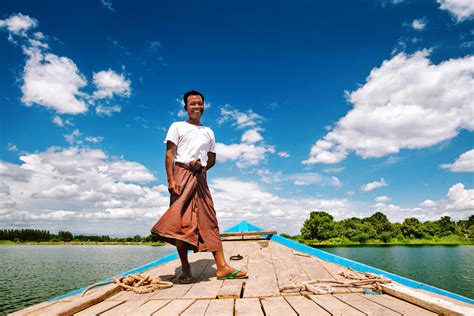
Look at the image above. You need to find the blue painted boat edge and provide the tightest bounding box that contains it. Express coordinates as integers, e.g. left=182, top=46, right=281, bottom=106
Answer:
left=49, top=252, right=178, bottom=302
left=227, top=220, right=473, bottom=305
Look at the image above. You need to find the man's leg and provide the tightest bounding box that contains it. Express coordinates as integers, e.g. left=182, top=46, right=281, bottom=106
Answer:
left=212, top=249, right=247, bottom=278
left=176, top=240, right=192, bottom=280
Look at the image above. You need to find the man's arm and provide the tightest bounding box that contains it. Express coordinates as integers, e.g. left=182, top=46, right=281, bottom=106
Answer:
left=165, top=141, right=180, bottom=195
left=206, top=152, right=216, bottom=170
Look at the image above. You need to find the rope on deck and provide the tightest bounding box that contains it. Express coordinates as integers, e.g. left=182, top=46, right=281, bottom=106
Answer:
left=81, top=273, right=173, bottom=297
left=279, top=268, right=392, bottom=295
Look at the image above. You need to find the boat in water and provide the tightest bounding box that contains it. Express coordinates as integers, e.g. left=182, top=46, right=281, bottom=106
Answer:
left=11, top=220, right=474, bottom=315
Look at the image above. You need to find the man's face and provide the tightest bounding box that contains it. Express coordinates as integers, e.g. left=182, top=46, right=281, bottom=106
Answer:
left=186, top=95, right=204, bottom=120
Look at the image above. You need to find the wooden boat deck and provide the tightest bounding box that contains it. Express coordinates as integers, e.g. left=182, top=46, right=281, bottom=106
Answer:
left=12, top=237, right=473, bottom=316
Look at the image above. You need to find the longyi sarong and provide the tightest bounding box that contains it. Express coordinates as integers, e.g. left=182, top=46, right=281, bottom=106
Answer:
left=150, top=162, right=223, bottom=252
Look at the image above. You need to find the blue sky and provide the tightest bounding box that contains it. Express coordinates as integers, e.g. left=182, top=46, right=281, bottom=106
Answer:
left=1, top=0, right=473, bottom=235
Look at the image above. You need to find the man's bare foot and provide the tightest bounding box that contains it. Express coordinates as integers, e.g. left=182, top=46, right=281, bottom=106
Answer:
left=181, top=262, right=192, bottom=276
left=216, top=265, right=247, bottom=279
left=177, top=263, right=192, bottom=283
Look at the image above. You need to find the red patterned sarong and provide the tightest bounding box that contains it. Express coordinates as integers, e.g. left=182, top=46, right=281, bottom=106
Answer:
left=150, top=162, right=223, bottom=252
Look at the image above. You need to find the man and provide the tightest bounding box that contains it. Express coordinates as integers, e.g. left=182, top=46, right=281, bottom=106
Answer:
left=151, top=90, right=248, bottom=283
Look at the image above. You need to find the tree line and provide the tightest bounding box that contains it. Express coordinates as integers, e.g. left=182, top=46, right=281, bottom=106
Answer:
left=0, top=229, right=160, bottom=243
left=282, top=212, right=473, bottom=244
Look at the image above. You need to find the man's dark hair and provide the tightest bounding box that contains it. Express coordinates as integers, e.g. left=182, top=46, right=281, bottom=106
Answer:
left=183, top=90, right=205, bottom=109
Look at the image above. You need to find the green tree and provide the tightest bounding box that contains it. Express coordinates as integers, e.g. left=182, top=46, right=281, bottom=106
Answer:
left=57, top=230, right=73, bottom=242
left=363, top=212, right=393, bottom=236
left=401, top=218, right=424, bottom=239
left=436, top=216, right=458, bottom=237
left=301, top=211, right=334, bottom=240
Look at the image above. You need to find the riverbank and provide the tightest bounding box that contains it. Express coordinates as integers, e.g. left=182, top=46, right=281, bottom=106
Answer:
left=285, top=234, right=474, bottom=246
left=0, top=240, right=166, bottom=246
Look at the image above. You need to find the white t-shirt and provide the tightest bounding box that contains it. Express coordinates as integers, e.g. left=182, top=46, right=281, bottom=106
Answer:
left=164, top=121, right=216, bottom=166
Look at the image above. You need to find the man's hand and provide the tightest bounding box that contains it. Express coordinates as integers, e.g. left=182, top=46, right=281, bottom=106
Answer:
left=191, top=159, right=205, bottom=173
left=168, top=179, right=181, bottom=195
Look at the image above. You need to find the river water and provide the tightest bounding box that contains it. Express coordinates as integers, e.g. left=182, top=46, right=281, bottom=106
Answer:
left=320, top=245, right=473, bottom=299
left=1, top=245, right=472, bottom=314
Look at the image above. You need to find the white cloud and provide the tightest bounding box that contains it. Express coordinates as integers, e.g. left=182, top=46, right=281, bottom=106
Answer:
left=218, top=104, right=263, bottom=129
left=291, top=173, right=342, bottom=188
left=278, top=151, right=290, bottom=158
left=92, top=70, right=131, bottom=100
left=7, top=143, right=18, bottom=152
left=303, top=50, right=474, bottom=164
left=440, top=149, right=474, bottom=172
left=53, top=116, right=64, bottom=127
left=64, top=129, right=82, bottom=145
left=53, top=116, right=73, bottom=127
left=438, top=0, right=474, bottom=22
left=85, top=136, right=104, bottom=143
left=215, top=142, right=274, bottom=168
left=96, top=104, right=121, bottom=116
left=292, top=173, right=324, bottom=186
left=2, top=13, right=130, bottom=117
left=0, top=146, right=165, bottom=235
left=210, top=177, right=353, bottom=234
left=22, top=47, right=88, bottom=114
left=331, top=176, right=342, bottom=188
left=323, top=167, right=344, bottom=174
left=101, top=0, right=114, bottom=11
left=412, top=18, right=427, bottom=30
left=241, top=128, right=264, bottom=144
left=0, top=13, right=37, bottom=36
left=361, top=178, right=388, bottom=192
left=33, top=184, right=79, bottom=199
left=414, top=183, right=474, bottom=220
left=255, top=169, right=283, bottom=184
left=375, top=195, right=391, bottom=202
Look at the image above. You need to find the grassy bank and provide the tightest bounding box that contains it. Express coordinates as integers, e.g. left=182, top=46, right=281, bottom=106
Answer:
left=295, top=234, right=474, bottom=247
left=0, top=240, right=166, bottom=246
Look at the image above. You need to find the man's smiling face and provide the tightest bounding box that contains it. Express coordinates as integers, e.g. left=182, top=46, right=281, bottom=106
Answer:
left=186, top=95, right=204, bottom=120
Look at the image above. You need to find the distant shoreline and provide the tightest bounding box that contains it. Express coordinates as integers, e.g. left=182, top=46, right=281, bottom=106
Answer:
left=303, top=240, right=474, bottom=247
left=0, top=240, right=167, bottom=246
left=1, top=239, right=472, bottom=246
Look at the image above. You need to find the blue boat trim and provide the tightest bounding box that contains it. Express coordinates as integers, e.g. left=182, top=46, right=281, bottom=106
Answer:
left=50, top=220, right=473, bottom=305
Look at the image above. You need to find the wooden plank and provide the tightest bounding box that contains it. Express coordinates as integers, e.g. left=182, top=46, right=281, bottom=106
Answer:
left=260, top=297, right=297, bottom=316
left=243, top=241, right=280, bottom=298
left=74, top=300, right=124, bottom=315
left=106, top=290, right=156, bottom=301
left=360, top=294, right=437, bottom=315
left=183, top=259, right=223, bottom=299
left=181, top=299, right=210, bottom=316
left=100, top=300, right=147, bottom=315
left=316, top=259, right=360, bottom=294
left=33, top=302, right=70, bottom=316
left=308, top=294, right=365, bottom=316
left=381, top=283, right=474, bottom=316
left=217, top=279, right=244, bottom=299
left=126, top=299, right=171, bottom=316
left=151, top=299, right=195, bottom=315
left=151, top=252, right=211, bottom=299
left=235, top=298, right=264, bottom=316
left=293, top=251, right=335, bottom=281
left=269, top=242, right=310, bottom=293
left=335, top=293, right=401, bottom=315
left=284, top=296, right=330, bottom=316
left=204, top=299, right=234, bottom=316
left=40, top=284, right=122, bottom=316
